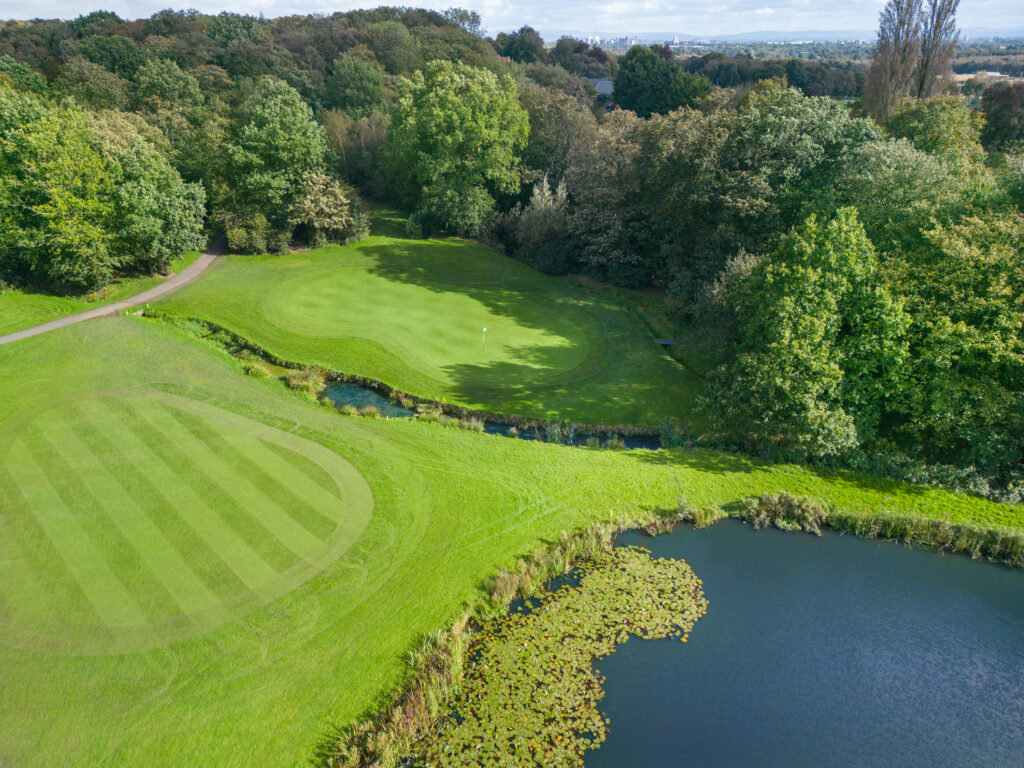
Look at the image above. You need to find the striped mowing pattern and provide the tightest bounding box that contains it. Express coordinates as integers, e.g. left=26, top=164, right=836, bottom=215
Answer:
left=0, top=393, right=372, bottom=654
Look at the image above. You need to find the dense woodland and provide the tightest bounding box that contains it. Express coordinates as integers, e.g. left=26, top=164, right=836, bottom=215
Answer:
left=1, top=5, right=1022, bottom=500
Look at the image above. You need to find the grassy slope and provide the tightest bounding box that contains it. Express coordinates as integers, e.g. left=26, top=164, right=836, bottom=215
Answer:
left=0, top=318, right=1019, bottom=768
left=0, top=250, right=201, bottom=336
left=156, top=226, right=699, bottom=428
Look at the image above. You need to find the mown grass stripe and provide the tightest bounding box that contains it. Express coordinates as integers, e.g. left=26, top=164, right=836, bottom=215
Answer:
left=0, top=467, right=89, bottom=636
left=72, top=400, right=250, bottom=605
left=23, top=422, right=182, bottom=629
left=168, top=404, right=340, bottom=541
left=52, top=407, right=222, bottom=618
left=103, top=400, right=281, bottom=592
left=5, top=434, right=149, bottom=631
left=260, top=438, right=342, bottom=499
left=119, top=398, right=298, bottom=573
left=146, top=401, right=324, bottom=561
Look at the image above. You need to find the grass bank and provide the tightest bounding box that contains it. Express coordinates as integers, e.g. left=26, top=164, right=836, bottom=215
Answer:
left=0, top=318, right=1020, bottom=767
left=0, top=250, right=201, bottom=336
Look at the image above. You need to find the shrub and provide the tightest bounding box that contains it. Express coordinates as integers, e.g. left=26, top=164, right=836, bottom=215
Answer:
left=243, top=359, right=272, bottom=378
left=285, top=366, right=326, bottom=396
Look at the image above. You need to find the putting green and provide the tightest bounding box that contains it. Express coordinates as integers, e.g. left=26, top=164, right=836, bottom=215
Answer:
left=158, top=223, right=699, bottom=427
left=0, top=390, right=371, bottom=653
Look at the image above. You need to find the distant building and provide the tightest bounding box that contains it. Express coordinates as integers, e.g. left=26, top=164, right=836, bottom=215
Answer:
left=588, top=78, right=615, bottom=112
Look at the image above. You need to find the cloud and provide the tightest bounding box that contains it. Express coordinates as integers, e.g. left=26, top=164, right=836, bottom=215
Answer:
left=2, top=0, right=1022, bottom=36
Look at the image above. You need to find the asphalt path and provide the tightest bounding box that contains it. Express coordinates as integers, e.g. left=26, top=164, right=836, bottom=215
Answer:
left=0, top=247, right=219, bottom=346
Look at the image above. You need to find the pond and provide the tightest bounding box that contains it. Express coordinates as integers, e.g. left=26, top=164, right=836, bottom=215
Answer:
left=589, top=520, right=1024, bottom=768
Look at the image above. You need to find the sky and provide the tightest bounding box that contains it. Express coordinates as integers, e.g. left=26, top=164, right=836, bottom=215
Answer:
left=2, top=0, right=1022, bottom=37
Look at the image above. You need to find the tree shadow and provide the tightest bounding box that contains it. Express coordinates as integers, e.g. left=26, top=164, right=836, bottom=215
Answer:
left=355, top=237, right=700, bottom=424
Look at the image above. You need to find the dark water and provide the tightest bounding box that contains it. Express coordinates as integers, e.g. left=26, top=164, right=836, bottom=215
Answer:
left=590, top=520, right=1024, bottom=768
left=323, top=381, right=661, bottom=449
left=322, top=383, right=415, bottom=418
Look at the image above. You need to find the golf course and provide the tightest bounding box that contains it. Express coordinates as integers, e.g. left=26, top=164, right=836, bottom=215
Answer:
left=1, top=217, right=1022, bottom=767
left=157, top=211, right=699, bottom=427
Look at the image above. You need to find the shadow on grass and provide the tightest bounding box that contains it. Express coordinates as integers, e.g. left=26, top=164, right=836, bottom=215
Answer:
left=357, top=237, right=700, bottom=424
left=628, top=445, right=934, bottom=501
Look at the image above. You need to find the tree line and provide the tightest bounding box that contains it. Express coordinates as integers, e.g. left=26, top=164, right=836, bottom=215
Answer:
left=1, top=4, right=1022, bottom=498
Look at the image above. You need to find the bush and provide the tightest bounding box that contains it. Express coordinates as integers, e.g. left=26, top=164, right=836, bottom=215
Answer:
left=285, top=366, right=326, bottom=396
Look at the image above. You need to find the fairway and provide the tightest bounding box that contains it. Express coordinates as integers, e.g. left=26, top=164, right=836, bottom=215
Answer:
left=158, top=217, right=699, bottom=427
left=0, top=390, right=370, bottom=653
left=1, top=318, right=1020, bottom=768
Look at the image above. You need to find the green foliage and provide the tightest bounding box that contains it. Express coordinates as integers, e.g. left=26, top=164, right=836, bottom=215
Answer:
left=324, top=55, right=384, bottom=116
left=133, top=58, right=203, bottom=110
left=981, top=81, right=1024, bottom=150
left=0, top=55, right=46, bottom=94
left=707, top=210, right=909, bottom=458
left=515, top=175, right=568, bottom=262
left=386, top=61, right=528, bottom=234
left=288, top=172, right=368, bottom=247
left=886, top=95, right=986, bottom=166
left=0, top=90, right=205, bottom=293
left=75, top=33, right=148, bottom=79
left=216, top=76, right=329, bottom=240
left=87, top=111, right=207, bottom=273
left=495, top=25, right=545, bottom=64
left=891, top=213, right=1024, bottom=470
left=0, top=90, right=115, bottom=293
left=52, top=57, right=130, bottom=110
left=614, top=45, right=711, bottom=118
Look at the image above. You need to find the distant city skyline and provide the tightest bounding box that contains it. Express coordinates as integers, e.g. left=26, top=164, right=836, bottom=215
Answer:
left=3, top=0, right=1023, bottom=39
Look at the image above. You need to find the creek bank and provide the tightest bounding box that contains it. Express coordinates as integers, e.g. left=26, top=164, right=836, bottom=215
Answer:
left=144, top=311, right=664, bottom=449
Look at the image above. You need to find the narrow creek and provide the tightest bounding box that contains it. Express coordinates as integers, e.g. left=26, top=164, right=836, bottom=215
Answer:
left=586, top=520, right=1024, bottom=767
left=322, top=381, right=663, bottom=450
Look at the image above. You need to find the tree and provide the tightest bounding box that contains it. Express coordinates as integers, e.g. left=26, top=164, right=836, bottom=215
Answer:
left=885, top=94, right=984, bottom=166
left=365, top=21, right=420, bottom=74
left=706, top=209, right=909, bottom=457
left=981, top=81, right=1024, bottom=150
left=517, top=81, right=598, bottom=186
left=614, top=46, right=711, bottom=118
left=0, top=90, right=114, bottom=292
left=565, top=110, right=647, bottom=285
left=0, top=55, right=47, bottom=94
left=386, top=61, right=528, bottom=234
left=863, top=0, right=922, bottom=121
left=287, top=172, right=368, bottom=247
left=87, top=111, right=207, bottom=274
left=863, top=0, right=959, bottom=120
left=892, top=214, right=1024, bottom=471
left=516, top=175, right=568, bottom=266
left=52, top=57, right=130, bottom=110
left=495, top=26, right=545, bottom=63
left=324, top=55, right=384, bottom=116
left=133, top=58, right=203, bottom=110
left=74, top=34, right=149, bottom=79
left=217, top=76, right=329, bottom=247
left=915, top=0, right=960, bottom=99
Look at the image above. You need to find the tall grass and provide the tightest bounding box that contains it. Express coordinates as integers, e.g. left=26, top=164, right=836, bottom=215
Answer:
left=738, top=492, right=1024, bottom=568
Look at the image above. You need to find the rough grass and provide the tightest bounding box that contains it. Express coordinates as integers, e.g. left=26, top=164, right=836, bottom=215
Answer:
left=0, top=251, right=202, bottom=336
left=0, top=318, right=1020, bottom=768
left=155, top=217, right=699, bottom=427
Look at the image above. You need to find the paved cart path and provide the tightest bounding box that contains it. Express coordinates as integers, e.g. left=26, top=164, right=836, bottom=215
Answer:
left=0, top=248, right=220, bottom=346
